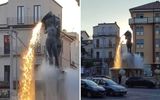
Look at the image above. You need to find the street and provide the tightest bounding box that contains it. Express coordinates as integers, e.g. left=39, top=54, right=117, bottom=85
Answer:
left=82, top=88, right=160, bottom=100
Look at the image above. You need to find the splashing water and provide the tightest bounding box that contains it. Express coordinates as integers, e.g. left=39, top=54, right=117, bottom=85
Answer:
left=36, top=60, right=79, bottom=100
left=19, top=22, right=42, bottom=100
left=114, top=40, right=122, bottom=69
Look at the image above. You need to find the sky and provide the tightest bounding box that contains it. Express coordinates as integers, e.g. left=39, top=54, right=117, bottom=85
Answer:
left=0, top=0, right=8, bottom=4
left=0, top=0, right=80, bottom=33
left=55, top=0, right=80, bottom=33
left=81, top=0, right=158, bottom=38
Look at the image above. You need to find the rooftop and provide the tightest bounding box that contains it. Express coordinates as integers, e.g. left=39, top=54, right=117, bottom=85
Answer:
left=130, top=1, right=160, bottom=11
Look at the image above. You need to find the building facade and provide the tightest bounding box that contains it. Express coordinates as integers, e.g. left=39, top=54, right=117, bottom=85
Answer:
left=0, top=0, right=74, bottom=83
left=93, top=22, right=120, bottom=75
left=129, top=1, right=160, bottom=76
left=93, top=23, right=119, bottom=63
left=67, top=32, right=80, bottom=68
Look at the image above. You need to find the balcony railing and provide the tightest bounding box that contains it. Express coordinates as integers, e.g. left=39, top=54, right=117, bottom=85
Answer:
left=129, top=17, right=160, bottom=24
left=0, top=46, right=45, bottom=56
left=7, top=16, right=42, bottom=26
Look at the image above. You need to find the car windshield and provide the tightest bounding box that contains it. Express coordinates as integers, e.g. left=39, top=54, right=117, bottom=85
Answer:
left=86, top=80, right=98, bottom=87
left=105, top=79, right=117, bottom=85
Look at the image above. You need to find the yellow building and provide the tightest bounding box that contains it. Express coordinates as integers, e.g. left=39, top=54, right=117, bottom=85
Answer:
left=129, top=1, right=160, bottom=75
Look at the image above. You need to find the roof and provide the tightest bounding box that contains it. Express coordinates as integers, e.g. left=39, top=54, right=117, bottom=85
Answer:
left=93, top=22, right=120, bottom=29
left=52, top=0, right=62, bottom=8
left=130, top=1, right=160, bottom=11
left=0, top=0, right=62, bottom=8
left=0, top=2, right=8, bottom=6
left=61, top=32, right=74, bottom=42
left=81, top=30, right=90, bottom=38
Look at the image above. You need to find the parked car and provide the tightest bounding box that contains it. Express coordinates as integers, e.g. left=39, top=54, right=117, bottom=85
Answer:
left=125, top=77, right=155, bottom=88
left=81, top=79, right=105, bottom=97
left=86, top=75, right=111, bottom=80
left=90, top=78, right=127, bottom=96
left=93, top=75, right=111, bottom=79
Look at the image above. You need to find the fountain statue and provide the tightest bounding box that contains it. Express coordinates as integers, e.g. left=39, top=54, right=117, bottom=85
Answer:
left=110, top=30, right=144, bottom=82
left=124, top=31, right=132, bottom=53
left=41, top=11, right=61, bottom=67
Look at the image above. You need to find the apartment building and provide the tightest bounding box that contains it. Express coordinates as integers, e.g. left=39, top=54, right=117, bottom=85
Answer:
left=81, top=31, right=93, bottom=59
left=0, top=0, right=74, bottom=83
left=93, top=22, right=120, bottom=74
left=129, top=1, right=160, bottom=75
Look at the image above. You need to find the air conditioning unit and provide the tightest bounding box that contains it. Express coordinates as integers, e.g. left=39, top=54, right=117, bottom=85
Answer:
left=140, top=32, right=144, bottom=35
left=156, top=44, right=159, bottom=48
left=136, top=32, right=140, bottom=35
left=140, top=45, right=144, bottom=48
left=156, top=57, right=160, bottom=61
left=156, top=31, right=159, bottom=35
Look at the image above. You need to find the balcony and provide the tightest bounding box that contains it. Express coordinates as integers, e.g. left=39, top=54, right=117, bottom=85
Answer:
left=129, top=17, right=160, bottom=25
left=7, top=16, right=42, bottom=26
left=0, top=46, right=45, bottom=57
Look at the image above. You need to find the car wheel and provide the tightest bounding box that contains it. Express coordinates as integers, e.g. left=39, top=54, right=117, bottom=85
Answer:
left=87, top=92, right=92, bottom=97
left=147, top=85, right=154, bottom=89
left=128, top=84, right=133, bottom=88
left=109, top=90, right=114, bottom=96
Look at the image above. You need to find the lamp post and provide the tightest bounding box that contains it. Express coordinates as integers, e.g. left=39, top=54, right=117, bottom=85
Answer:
left=9, top=27, right=14, bottom=100
left=9, top=28, right=19, bottom=100
left=154, top=68, right=160, bottom=88
left=119, top=69, right=126, bottom=85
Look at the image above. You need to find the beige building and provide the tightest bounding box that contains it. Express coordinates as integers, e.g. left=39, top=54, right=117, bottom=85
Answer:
left=129, top=1, right=160, bottom=75
left=93, top=23, right=119, bottom=65
left=0, top=0, right=74, bottom=83
left=67, top=32, right=80, bottom=68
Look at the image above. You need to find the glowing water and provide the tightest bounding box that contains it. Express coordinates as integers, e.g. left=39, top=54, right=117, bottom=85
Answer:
left=114, top=41, right=122, bottom=69
left=19, top=22, right=42, bottom=100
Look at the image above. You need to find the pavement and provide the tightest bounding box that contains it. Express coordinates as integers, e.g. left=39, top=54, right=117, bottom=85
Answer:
left=82, top=88, right=160, bottom=100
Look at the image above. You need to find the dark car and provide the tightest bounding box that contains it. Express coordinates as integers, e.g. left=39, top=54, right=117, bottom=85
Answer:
left=90, top=78, right=127, bottom=96
left=93, top=75, right=111, bottom=79
left=125, top=77, right=155, bottom=88
left=81, top=79, right=105, bottom=97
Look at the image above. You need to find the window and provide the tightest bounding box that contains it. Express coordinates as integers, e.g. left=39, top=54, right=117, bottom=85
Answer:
left=155, top=52, right=160, bottom=62
left=155, top=25, right=160, bottom=35
left=34, top=5, right=41, bottom=23
left=108, top=51, right=112, bottom=58
left=17, top=6, right=24, bottom=24
left=144, top=64, right=152, bottom=77
left=108, top=39, right=112, bottom=47
left=135, top=26, right=144, bottom=35
left=136, top=52, right=144, bottom=58
left=91, top=49, right=93, bottom=57
left=4, top=65, right=10, bottom=82
left=155, top=13, right=160, bottom=17
left=4, top=35, right=10, bottom=54
left=136, top=39, right=144, bottom=48
left=155, top=39, right=160, bottom=48
left=96, top=52, right=100, bottom=59
left=96, top=39, right=99, bottom=48
left=136, top=13, right=144, bottom=18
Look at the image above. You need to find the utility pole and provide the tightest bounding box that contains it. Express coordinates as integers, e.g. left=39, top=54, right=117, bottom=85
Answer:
left=9, top=26, right=14, bottom=100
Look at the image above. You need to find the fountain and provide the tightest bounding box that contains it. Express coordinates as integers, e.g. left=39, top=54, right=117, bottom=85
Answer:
left=110, top=31, right=144, bottom=82
left=17, top=11, right=79, bottom=100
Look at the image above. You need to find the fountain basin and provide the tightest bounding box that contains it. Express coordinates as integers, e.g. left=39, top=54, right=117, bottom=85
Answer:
left=109, top=67, right=144, bottom=82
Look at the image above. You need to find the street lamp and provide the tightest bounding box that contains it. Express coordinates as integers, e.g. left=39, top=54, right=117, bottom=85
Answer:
left=119, top=69, right=126, bottom=85
left=9, top=28, right=20, bottom=100
left=154, top=68, right=160, bottom=88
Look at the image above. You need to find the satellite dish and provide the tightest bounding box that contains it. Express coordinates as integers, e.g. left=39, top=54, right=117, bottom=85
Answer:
left=0, top=0, right=8, bottom=5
